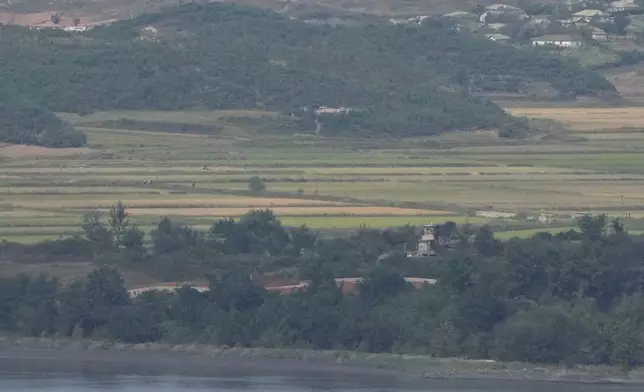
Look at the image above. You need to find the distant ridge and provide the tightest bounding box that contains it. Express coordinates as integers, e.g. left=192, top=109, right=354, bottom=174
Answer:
left=0, top=4, right=616, bottom=139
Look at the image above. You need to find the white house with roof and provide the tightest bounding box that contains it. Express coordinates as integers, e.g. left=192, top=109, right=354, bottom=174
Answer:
left=527, top=17, right=551, bottom=26
left=388, top=15, right=430, bottom=25
left=314, top=106, right=352, bottom=115
left=573, top=9, right=609, bottom=17
left=487, top=23, right=507, bottom=31
left=559, top=16, right=589, bottom=27
left=484, top=4, right=522, bottom=11
left=532, top=34, right=582, bottom=47
left=63, top=26, right=88, bottom=32
left=443, top=11, right=478, bottom=21
left=407, top=15, right=431, bottom=24
left=486, top=33, right=511, bottom=42
left=590, top=26, right=609, bottom=41
left=572, top=9, right=612, bottom=22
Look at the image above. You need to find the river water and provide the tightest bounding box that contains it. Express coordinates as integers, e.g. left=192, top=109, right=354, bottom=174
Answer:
left=0, top=351, right=642, bottom=392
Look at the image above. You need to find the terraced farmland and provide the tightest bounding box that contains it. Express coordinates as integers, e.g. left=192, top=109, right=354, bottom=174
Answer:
left=2, top=108, right=644, bottom=243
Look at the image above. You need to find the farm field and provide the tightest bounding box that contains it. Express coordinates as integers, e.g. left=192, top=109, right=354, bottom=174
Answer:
left=2, top=108, right=644, bottom=244
left=506, top=106, right=644, bottom=132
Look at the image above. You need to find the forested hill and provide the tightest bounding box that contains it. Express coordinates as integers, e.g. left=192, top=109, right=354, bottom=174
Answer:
left=0, top=4, right=617, bottom=137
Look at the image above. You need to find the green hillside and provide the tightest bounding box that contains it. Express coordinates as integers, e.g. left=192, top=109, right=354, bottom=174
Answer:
left=0, top=4, right=617, bottom=140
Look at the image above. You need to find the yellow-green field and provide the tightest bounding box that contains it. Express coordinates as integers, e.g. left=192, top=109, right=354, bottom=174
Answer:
left=2, top=108, right=644, bottom=243
left=506, top=106, right=644, bottom=132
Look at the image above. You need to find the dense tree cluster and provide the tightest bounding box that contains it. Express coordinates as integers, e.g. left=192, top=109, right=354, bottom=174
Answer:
left=1, top=205, right=644, bottom=367
left=0, top=89, right=85, bottom=147
left=0, top=4, right=616, bottom=139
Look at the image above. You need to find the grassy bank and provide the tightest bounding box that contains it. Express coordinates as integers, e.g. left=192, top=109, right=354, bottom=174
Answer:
left=0, top=336, right=641, bottom=384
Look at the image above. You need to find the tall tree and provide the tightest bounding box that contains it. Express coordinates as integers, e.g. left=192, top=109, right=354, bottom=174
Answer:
left=108, top=201, right=130, bottom=246
left=578, top=214, right=607, bottom=242
left=80, top=266, right=130, bottom=336
left=474, top=225, right=498, bottom=256
left=82, top=211, right=113, bottom=249
left=207, top=272, right=265, bottom=312
left=248, top=176, right=267, bottom=194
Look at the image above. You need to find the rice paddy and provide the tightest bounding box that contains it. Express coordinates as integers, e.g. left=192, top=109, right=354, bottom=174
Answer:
left=2, top=107, right=644, bottom=243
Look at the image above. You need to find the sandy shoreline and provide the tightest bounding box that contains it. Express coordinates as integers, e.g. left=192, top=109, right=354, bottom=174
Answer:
left=0, top=337, right=643, bottom=385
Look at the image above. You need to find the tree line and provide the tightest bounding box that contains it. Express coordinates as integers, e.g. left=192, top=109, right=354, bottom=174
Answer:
left=1, top=204, right=644, bottom=367
left=0, top=4, right=618, bottom=143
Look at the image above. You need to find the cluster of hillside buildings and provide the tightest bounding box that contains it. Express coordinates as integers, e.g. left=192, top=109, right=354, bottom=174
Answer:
left=5, top=1, right=644, bottom=50
left=393, top=1, right=644, bottom=49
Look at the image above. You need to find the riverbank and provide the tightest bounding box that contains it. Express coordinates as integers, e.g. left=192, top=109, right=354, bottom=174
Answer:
left=0, top=336, right=642, bottom=384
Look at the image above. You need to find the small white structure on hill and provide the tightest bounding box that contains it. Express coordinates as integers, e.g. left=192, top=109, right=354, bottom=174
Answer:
left=532, top=34, right=582, bottom=48
left=608, top=1, right=642, bottom=13
left=486, top=23, right=507, bottom=31
left=484, top=4, right=522, bottom=11
left=314, top=106, right=352, bottom=115
left=486, top=33, right=511, bottom=42
left=443, top=11, right=478, bottom=21
left=559, top=16, right=587, bottom=27
left=590, top=27, right=609, bottom=41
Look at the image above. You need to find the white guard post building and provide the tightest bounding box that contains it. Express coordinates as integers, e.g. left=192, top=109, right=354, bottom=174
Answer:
left=406, top=224, right=439, bottom=257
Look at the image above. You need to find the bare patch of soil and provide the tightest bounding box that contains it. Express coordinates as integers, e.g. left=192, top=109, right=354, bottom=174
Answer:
left=0, top=144, right=92, bottom=159
left=605, top=69, right=644, bottom=102
left=0, top=11, right=51, bottom=25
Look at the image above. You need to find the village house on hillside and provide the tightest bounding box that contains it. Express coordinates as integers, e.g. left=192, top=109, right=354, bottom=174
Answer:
left=559, top=16, right=589, bottom=27
left=486, top=33, right=511, bottom=42
left=526, top=17, right=551, bottom=27
left=426, top=1, right=644, bottom=48
left=314, top=105, right=352, bottom=115
left=388, top=15, right=430, bottom=25
left=590, top=26, right=609, bottom=41
left=442, top=11, right=480, bottom=32
left=484, top=3, right=520, bottom=11
left=532, top=34, right=582, bottom=47
left=479, top=3, right=529, bottom=23
left=572, top=9, right=612, bottom=23
left=442, top=11, right=478, bottom=21
left=608, top=0, right=644, bottom=14
left=139, top=25, right=159, bottom=41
